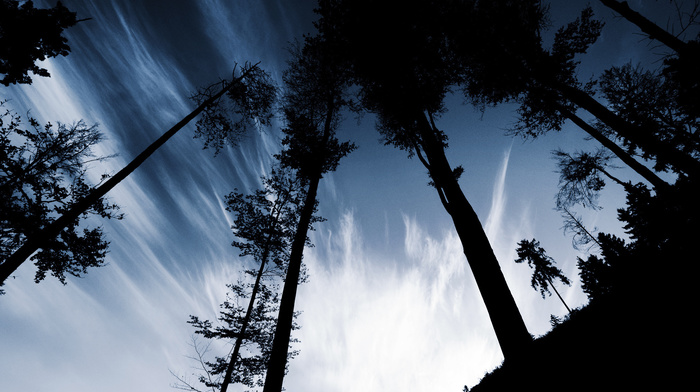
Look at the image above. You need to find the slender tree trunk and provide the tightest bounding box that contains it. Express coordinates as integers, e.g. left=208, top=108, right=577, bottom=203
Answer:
left=558, top=83, right=700, bottom=179
left=598, top=0, right=688, bottom=53
left=415, top=113, right=531, bottom=361
left=262, top=100, right=335, bottom=392
left=561, top=207, right=604, bottom=250
left=262, top=174, right=319, bottom=392
left=220, top=248, right=270, bottom=392
left=548, top=277, right=571, bottom=314
left=0, top=65, right=259, bottom=287
left=559, top=107, right=671, bottom=191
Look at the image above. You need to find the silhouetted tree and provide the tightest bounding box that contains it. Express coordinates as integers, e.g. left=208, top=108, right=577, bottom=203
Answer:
left=174, top=168, right=308, bottom=392
left=315, top=0, right=532, bottom=361
left=455, top=2, right=700, bottom=182
left=576, top=233, right=630, bottom=302
left=180, top=283, right=282, bottom=392
left=597, top=0, right=693, bottom=53
left=262, top=36, right=355, bottom=392
left=515, top=239, right=572, bottom=313
left=190, top=65, right=277, bottom=155
left=597, top=63, right=699, bottom=171
left=0, top=0, right=88, bottom=86
left=0, top=62, right=275, bottom=291
left=0, top=104, right=120, bottom=293
left=560, top=207, right=602, bottom=253
left=553, top=148, right=630, bottom=210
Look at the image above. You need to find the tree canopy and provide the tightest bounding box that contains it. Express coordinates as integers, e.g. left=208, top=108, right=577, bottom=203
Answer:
left=0, top=104, right=121, bottom=292
left=0, top=0, right=85, bottom=86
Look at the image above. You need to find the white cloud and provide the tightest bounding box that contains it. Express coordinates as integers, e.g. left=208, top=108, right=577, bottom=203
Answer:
left=484, top=144, right=511, bottom=241
left=285, top=211, right=503, bottom=392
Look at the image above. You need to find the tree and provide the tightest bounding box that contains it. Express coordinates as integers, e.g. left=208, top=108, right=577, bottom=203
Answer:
left=560, top=207, right=602, bottom=253
left=455, top=2, right=700, bottom=182
left=0, top=104, right=120, bottom=293
left=174, top=168, right=308, bottom=392
left=575, top=233, right=630, bottom=302
left=314, top=0, right=532, bottom=361
left=552, top=148, right=630, bottom=210
left=0, top=62, right=275, bottom=291
left=0, top=0, right=88, bottom=86
left=262, top=36, right=355, bottom=392
left=515, top=239, right=572, bottom=313
left=596, top=63, right=699, bottom=174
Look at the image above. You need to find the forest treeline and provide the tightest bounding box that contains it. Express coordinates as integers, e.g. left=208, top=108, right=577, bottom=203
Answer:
left=1, top=0, right=697, bottom=390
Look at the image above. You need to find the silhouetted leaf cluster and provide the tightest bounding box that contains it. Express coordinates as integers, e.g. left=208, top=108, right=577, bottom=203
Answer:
left=515, top=239, right=571, bottom=299
left=183, top=169, right=308, bottom=392
left=191, top=63, right=277, bottom=155
left=0, top=0, right=84, bottom=86
left=0, top=104, right=120, bottom=292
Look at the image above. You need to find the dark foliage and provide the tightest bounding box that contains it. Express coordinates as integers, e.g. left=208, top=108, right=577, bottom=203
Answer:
left=0, top=0, right=84, bottom=86
left=597, top=62, right=700, bottom=173
left=314, top=0, right=533, bottom=363
left=515, top=239, right=571, bottom=299
left=664, top=39, right=700, bottom=118
left=469, top=285, right=689, bottom=391
left=275, top=37, right=356, bottom=181
left=186, top=281, right=298, bottom=391
left=552, top=148, right=625, bottom=210
left=0, top=105, right=120, bottom=292
left=190, top=63, right=277, bottom=155
left=181, top=169, right=308, bottom=392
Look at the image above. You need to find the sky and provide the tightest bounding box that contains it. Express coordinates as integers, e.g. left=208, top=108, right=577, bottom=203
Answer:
left=0, top=1, right=690, bottom=391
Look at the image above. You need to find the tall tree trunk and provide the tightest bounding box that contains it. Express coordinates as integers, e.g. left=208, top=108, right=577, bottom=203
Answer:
left=559, top=106, right=671, bottom=191
left=415, top=113, right=532, bottom=361
left=598, top=0, right=688, bottom=53
left=0, top=65, right=259, bottom=287
left=220, top=247, right=270, bottom=392
left=558, top=83, right=700, bottom=179
left=262, top=101, right=335, bottom=392
left=262, top=174, right=320, bottom=392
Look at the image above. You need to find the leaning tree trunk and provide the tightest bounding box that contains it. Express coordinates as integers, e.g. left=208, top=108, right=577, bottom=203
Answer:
left=0, top=65, right=259, bottom=287
left=559, top=106, right=671, bottom=191
left=415, top=113, right=532, bottom=361
left=598, top=0, right=688, bottom=53
left=261, top=173, right=320, bottom=392
left=220, top=246, right=270, bottom=392
left=548, top=277, right=572, bottom=314
left=558, top=83, right=700, bottom=179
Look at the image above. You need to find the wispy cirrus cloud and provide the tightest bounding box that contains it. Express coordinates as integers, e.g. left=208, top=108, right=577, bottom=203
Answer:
left=285, top=211, right=503, bottom=392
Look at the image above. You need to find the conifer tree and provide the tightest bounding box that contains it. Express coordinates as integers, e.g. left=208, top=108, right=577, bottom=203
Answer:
left=176, top=168, right=307, bottom=392
left=0, top=63, right=275, bottom=291
left=314, top=0, right=532, bottom=361
left=262, top=36, right=355, bottom=392
left=0, top=104, right=121, bottom=293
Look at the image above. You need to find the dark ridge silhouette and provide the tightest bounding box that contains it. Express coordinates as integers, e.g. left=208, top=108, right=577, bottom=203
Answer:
left=470, top=175, right=698, bottom=391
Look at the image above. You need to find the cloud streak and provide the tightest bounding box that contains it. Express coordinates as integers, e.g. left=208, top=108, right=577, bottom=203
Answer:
left=285, top=212, right=503, bottom=392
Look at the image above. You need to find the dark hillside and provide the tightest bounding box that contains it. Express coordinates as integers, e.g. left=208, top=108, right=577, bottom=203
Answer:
left=470, top=276, right=692, bottom=392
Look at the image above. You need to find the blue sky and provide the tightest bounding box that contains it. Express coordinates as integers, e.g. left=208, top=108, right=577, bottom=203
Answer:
left=0, top=1, right=686, bottom=391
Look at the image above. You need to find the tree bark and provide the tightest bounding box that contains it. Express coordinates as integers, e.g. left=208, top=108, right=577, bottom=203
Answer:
left=416, top=113, right=532, bottom=361
left=0, top=64, right=259, bottom=287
